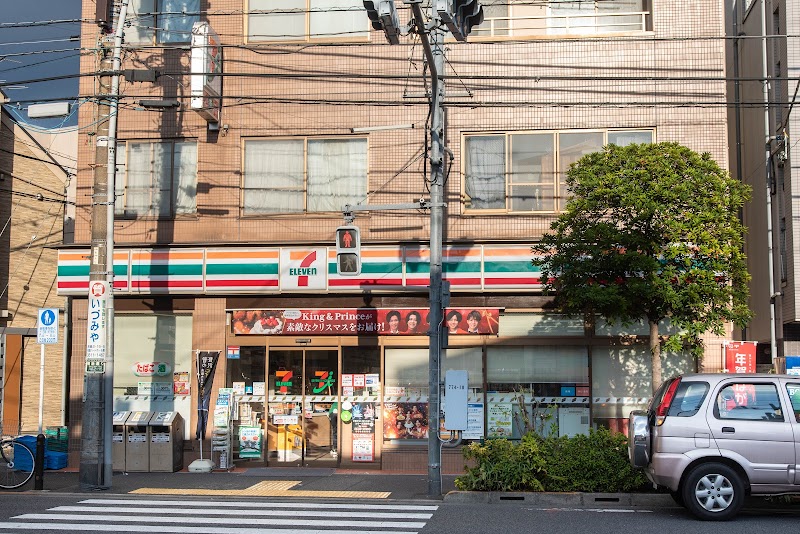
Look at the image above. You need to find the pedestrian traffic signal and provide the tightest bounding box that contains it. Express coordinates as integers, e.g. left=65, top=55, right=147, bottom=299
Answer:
left=363, top=0, right=401, bottom=44
left=437, top=0, right=484, bottom=41
left=336, top=226, right=361, bottom=276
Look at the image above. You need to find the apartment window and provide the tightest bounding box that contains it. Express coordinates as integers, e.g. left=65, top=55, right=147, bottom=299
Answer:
left=248, top=0, right=368, bottom=42
left=125, top=0, right=200, bottom=44
left=115, top=141, right=198, bottom=217
left=243, top=137, right=367, bottom=214
left=463, top=129, right=652, bottom=213
left=474, top=0, right=649, bottom=38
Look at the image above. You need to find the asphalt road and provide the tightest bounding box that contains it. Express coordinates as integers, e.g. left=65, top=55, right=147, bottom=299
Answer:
left=1, top=491, right=800, bottom=533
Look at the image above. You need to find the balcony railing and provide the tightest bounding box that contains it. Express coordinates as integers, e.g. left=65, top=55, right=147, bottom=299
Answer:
left=471, top=11, right=649, bottom=38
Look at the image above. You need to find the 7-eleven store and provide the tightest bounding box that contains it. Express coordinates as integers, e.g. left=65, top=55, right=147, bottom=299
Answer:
left=59, top=243, right=693, bottom=471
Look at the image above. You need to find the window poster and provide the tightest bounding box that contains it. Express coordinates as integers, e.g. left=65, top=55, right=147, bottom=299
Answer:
left=383, top=402, right=429, bottom=440
left=239, top=426, right=262, bottom=459
left=173, top=372, right=190, bottom=395
left=487, top=402, right=513, bottom=438
left=351, top=402, right=376, bottom=462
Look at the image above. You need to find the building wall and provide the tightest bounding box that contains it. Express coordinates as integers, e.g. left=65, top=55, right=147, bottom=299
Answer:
left=0, top=111, right=69, bottom=435
left=69, top=0, right=736, bottom=469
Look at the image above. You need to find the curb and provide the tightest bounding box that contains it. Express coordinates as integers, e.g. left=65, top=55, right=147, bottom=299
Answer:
left=443, top=491, right=674, bottom=508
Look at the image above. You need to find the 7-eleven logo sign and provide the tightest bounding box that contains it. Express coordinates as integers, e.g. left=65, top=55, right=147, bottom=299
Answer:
left=280, top=248, right=326, bottom=290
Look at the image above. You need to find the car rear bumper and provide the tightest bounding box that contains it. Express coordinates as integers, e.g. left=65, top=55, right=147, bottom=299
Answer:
left=646, top=453, right=691, bottom=491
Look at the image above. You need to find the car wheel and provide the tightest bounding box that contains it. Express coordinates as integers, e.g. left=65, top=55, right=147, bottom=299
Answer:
left=669, top=490, right=684, bottom=508
left=681, top=463, right=744, bottom=521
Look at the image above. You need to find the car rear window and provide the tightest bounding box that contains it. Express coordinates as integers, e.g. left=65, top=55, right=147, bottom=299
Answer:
left=667, top=381, right=709, bottom=417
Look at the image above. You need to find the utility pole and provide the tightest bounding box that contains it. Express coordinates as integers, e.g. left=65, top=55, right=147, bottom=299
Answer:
left=364, top=0, right=481, bottom=496
left=407, top=1, right=446, bottom=497
left=81, top=0, right=127, bottom=490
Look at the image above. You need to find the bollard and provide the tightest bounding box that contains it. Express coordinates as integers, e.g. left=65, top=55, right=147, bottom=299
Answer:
left=34, top=434, right=45, bottom=490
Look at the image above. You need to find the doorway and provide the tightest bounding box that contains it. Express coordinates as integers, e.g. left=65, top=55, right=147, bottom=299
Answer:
left=266, top=349, right=339, bottom=467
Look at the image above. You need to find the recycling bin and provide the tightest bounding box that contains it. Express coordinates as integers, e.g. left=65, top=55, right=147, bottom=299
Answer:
left=112, top=411, right=130, bottom=471
left=125, top=411, right=154, bottom=472
left=149, top=411, right=185, bottom=472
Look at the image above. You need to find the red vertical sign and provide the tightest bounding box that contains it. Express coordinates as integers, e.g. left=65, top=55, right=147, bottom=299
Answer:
left=725, top=341, right=757, bottom=373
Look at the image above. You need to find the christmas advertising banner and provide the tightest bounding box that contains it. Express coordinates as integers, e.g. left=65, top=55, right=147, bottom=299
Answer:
left=230, top=308, right=500, bottom=336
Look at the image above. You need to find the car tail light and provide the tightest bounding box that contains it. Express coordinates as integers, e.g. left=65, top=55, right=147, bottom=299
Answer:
left=655, top=377, right=681, bottom=426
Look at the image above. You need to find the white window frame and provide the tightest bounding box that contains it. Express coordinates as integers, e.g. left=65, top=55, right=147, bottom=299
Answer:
left=115, top=140, right=198, bottom=218
left=242, top=136, right=368, bottom=216
left=124, top=0, right=200, bottom=45
left=462, top=128, right=654, bottom=214
left=246, top=0, right=369, bottom=43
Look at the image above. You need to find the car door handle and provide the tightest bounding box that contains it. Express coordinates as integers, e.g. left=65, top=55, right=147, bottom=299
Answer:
left=722, top=427, right=735, bottom=433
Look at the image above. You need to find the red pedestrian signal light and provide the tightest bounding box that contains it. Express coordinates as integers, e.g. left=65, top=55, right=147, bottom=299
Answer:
left=336, top=226, right=361, bottom=276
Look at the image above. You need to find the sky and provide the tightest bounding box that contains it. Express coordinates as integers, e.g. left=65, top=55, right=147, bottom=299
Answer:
left=0, top=1, right=83, bottom=128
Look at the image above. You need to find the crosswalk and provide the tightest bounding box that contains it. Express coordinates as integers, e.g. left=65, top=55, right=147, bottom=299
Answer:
left=0, top=497, right=439, bottom=533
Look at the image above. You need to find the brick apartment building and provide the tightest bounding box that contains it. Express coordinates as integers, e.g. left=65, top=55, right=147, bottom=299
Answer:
left=0, top=89, right=75, bottom=437
left=64, top=0, right=734, bottom=471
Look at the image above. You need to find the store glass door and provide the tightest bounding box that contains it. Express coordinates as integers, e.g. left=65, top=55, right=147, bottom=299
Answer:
left=266, top=349, right=339, bottom=467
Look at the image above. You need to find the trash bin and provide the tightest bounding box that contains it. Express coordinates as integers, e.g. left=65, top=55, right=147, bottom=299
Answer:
left=112, top=411, right=130, bottom=472
left=124, top=411, right=154, bottom=472
left=148, top=411, right=184, bottom=472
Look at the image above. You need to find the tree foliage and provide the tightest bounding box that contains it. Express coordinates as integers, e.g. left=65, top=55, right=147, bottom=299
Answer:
left=533, top=143, right=752, bottom=390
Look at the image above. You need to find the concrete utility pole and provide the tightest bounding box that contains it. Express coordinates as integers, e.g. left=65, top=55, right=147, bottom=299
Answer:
left=407, top=0, right=445, bottom=497
left=80, top=0, right=127, bottom=490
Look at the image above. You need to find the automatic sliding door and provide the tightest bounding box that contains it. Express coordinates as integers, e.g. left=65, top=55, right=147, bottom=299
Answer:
left=303, top=350, right=339, bottom=466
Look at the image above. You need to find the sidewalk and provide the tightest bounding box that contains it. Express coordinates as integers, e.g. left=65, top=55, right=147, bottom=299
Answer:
left=27, top=467, right=458, bottom=501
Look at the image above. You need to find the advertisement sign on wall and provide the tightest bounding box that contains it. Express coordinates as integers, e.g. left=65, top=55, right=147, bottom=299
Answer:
left=230, top=308, right=500, bottom=336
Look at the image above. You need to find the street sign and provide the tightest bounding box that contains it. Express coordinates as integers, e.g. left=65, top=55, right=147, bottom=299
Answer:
left=37, top=308, right=59, bottom=344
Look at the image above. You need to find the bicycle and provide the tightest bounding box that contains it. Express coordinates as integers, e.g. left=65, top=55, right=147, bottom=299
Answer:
left=0, top=435, right=35, bottom=489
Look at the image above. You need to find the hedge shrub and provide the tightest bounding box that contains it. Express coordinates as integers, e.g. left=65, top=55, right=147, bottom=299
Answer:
left=454, top=427, right=649, bottom=492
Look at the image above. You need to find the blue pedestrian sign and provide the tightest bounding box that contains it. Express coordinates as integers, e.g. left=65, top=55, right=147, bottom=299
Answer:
left=37, top=308, right=59, bottom=344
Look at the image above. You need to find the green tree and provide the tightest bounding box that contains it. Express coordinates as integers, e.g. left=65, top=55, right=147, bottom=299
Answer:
left=533, top=143, right=752, bottom=392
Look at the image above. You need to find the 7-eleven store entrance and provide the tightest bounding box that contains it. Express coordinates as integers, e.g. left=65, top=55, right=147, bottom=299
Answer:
left=226, top=340, right=381, bottom=468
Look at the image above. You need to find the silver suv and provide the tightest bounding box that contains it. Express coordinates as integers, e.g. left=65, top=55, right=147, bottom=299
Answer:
left=629, top=373, right=800, bottom=520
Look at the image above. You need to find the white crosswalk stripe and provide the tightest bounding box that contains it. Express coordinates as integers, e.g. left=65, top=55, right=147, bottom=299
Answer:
left=0, top=497, right=439, bottom=534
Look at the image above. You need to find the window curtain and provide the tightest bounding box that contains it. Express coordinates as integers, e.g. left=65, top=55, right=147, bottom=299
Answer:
left=126, top=142, right=155, bottom=216
left=249, top=0, right=306, bottom=41
left=310, top=0, right=368, bottom=39
left=158, top=0, right=200, bottom=43
left=173, top=142, right=197, bottom=214
left=307, top=138, right=367, bottom=212
left=126, top=0, right=156, bottom=43
left=465, top=135, right=506, bottom=209
left=244, top=139, right=305, bottom=213
left=607, top=130, right=653, bottom=146
left=153, top=143, right=171, bottom=216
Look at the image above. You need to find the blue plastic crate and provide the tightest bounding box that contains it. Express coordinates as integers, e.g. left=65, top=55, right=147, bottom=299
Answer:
left=44, top=451, right=68, bottom=470
left=12, top=437, right=36, bottom=472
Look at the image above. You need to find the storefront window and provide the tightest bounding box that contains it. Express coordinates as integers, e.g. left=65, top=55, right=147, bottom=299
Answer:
left=487, top=346, right=589, bottom=439
left=384, top=348, right=429, bottom=443
left=228, top=347, right=266, bottom=461
left=591, top=345, right=696, bottom=433
left=341, top=347, right=380, bottom=463
left=113, top=314, right=193, bottom=439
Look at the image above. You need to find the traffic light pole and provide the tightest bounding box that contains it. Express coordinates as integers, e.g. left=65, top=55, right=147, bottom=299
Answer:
left=408, top=1, right=446, bottom=497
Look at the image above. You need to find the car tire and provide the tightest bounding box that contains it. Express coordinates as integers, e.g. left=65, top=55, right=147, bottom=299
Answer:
left=669, top=490, right=684, bottom=508
left=681, top=463, right=744, bottom=521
